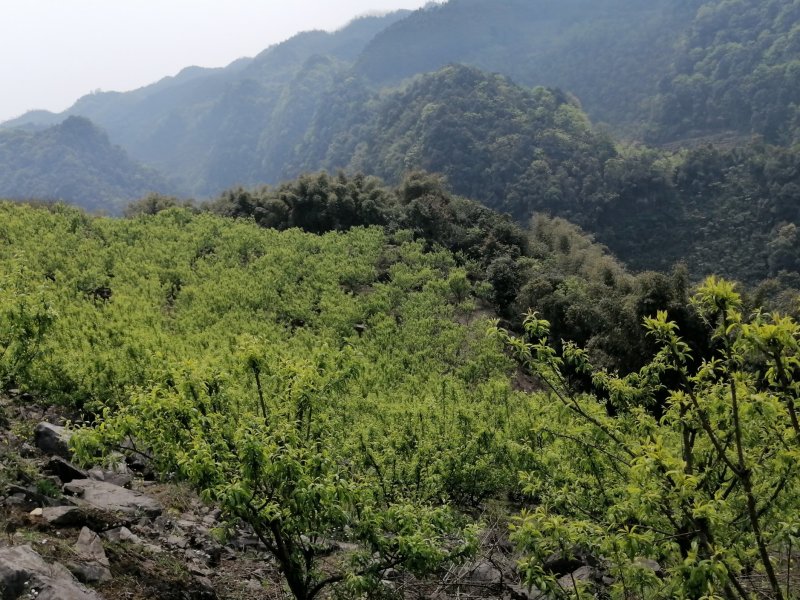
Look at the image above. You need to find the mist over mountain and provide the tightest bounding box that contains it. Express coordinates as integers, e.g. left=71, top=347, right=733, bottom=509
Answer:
left=1, top=11, right=410, bottom=193
left=0, top=116, right=172, bottom=213
left=355, top=0, right=695, bottom=130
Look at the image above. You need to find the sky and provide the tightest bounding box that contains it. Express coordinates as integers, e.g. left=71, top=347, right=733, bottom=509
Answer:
left=0, top=0, right=431, bottom=123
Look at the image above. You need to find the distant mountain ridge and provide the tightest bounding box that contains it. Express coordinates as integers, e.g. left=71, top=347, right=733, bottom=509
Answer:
left=4, top=0, right=798, bottom=194
left=355, top=0, right=697, bottom=130
left=1, top=11, right=410, bottom=184
left=1, top=0, right=799, bottom=284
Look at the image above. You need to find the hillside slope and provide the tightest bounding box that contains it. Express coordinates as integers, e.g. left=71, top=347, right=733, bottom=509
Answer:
left=278, top=66, right=800, bottom=286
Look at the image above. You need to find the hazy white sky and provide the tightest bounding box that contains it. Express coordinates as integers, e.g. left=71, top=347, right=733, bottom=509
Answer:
left=0, top=0, right=431, bottom=123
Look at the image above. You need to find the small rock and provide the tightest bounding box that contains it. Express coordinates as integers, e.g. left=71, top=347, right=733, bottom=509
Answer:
left=20, top=442, right=38, bottom=458
left=154, top=515, right=173, bottom=530
left=229, top=534, right=262, bottom=550
left=195, top=525, right=210, bottom=537
left=41, top=506, right=87, bottom=527
left=121, top=439, right=152, bottom=475
left=194, top=575, right=216, bottom=596
left=190, top=562, right=213, bottom=577
left=204, top=542, right=224, bottom=567
left=507, top=582, right=544, bottom=600
left=468, top=559, right=502, bottom=584
left=5, top=491, right=38, bottom=511
left=558, top=565, right=596, bottom=591
left=30, top=507, right=44, bottom=517
left=92, top=470, right=132, bottom=488
left=166, top=534, right=189, bottom=549
left=543, top=548, right=590, bottom=576
left=87, top=467, right=105, bottom=481
left=103, top=526, right=139, bottom=543
left=69, top=527, right=111, bottom=583
left=34, top=422, right=72, bottom=458
left=46, top=456, right=87, bottom=483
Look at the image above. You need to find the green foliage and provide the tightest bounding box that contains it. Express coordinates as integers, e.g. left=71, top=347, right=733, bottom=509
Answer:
left=651, top=0, right=800, bottom=144
left=205, top=64, right=800, bottom=290
left=355, top=0, right=692, bottom=129
left=123, top=193, right=196, bottom=217
left=0, top=257, right=55, bottom=391
left=206, top=171, right=725, bottom=376
left=497, top=278, right=800, bottom=599
left=291, top=66, right=617, bottom=224
left=5, top=37, right=800, bottom=290
left=0, top=201, right=532, bottom=598
left=595, top=142, right=800, bottom=285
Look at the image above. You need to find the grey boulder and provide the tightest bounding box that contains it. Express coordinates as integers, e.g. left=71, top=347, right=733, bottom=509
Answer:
left=34, top=422, right=72, bottom=458
left=0, top=544, right=103, bottom=599
left=69, top=527, right=112, bottom=583
left=63, top=479, right=162, bottom=517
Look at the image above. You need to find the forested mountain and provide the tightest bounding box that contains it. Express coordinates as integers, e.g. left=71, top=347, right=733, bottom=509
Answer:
left=0, top=116, right=172, bottom=213
left=5, top=63, right=799, bottom=284
left=5, top=0, right=799, bottom=191
left=355, top=0, right=694, bottom=129
left=273, top=66, right=800, bottom=286
left=1, top=0, right=798, bottom=283
left=0, top=11, right=410, bottom=195
left=287, top=65, right=616, bottom=213
left=2, top=3, right=800, bottom=595
left=201, top=170, right=800, bottom=375
left=357, top=0, right=800, bottom=143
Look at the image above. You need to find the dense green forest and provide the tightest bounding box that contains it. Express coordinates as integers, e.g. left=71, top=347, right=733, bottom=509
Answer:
left=357, top=0, right=800, bottom=143
left=8, top=64, right=798, bottom=288
left=651, top=0, right=800, bottom=144
left=0, top=116, right=171, bottom=212
left=200, top=171, right=696, bottom=375
left=355, top=0, right=692, bottom=129
left=2, top=202, right=800, bottom=598
left=280, top=66, right=800, bottom=286
left=0, top=201, right=529, bottom=597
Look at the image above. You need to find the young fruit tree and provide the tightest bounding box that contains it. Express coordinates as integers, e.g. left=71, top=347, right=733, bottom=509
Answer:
left=494, top=277, right=800, bottom=599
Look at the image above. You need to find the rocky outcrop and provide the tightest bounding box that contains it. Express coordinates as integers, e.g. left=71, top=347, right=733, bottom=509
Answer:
left=63, top=479, right=162, bottom=517
left=45, top=456, right=87, bottom=482
left=0, top=544, right=103, bottom=600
